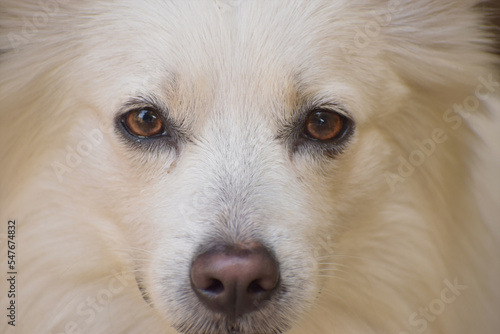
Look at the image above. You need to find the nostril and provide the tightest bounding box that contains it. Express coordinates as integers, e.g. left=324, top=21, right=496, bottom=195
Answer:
left=204, top=279, right=224, bottom=295
left=247, top=280, right=265, bottom=294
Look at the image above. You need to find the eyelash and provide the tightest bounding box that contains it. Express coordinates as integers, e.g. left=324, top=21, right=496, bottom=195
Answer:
left=115, top=105, right=180, bottom=152
left=291, top=107, right=355, bottom=157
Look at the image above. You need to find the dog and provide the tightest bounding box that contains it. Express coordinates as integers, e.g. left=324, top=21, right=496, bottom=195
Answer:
left=1, top=1, right=499, bottom=333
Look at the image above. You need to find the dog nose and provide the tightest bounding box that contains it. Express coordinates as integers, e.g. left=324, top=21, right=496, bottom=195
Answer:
left=190, top=244, right=280, bottom=317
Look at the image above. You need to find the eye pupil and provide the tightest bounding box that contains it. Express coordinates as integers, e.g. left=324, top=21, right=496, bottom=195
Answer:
left=305, top=110, right=343, bottom=141
left=139, top=109, right=155, bottom=123
left=124, top=108, right=164, bottom=137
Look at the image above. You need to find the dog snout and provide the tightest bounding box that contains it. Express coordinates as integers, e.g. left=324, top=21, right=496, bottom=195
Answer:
left=190, top=243, right=280, bottom=317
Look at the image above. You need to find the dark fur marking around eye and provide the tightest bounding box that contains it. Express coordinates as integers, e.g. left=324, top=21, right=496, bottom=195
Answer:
left=278, top=101, right=355, bottom=158
left=114, top=96, right=186, bottom=153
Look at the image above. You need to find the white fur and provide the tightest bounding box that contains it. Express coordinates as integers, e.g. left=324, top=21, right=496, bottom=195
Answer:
left=1, top=1, right=499, bottom=333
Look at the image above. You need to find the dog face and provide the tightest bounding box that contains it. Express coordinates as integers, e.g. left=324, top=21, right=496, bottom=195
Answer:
left=66, top=2, right=401, bottom=333
left=2, top=0, right=495, bottom=333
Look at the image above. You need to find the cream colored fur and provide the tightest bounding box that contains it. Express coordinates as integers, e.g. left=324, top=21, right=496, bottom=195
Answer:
left=1, top=1, right=499, bottom=333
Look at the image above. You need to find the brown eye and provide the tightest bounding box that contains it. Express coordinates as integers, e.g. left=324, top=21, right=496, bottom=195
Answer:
left=123, top=108, right=164, bottom=137
left=304, top=110, right=345, bottom=141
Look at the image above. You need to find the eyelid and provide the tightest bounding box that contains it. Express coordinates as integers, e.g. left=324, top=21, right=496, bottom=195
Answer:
left=118, top=95, right=169, bottom=117
left=114, top=99, right=189, bottom=154
left=298, top=101, right=352, bottom=135
left=307, top=103, right=350, bottom=119
left=121, top=108, right=165, bottom=138
left=116, top=106, right=164, bottom=135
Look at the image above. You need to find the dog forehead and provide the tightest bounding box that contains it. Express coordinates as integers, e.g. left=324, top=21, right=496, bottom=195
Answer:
left=92, top=0, right=354, bottom=85
left=142, top=3, right=357, bottom=118
left=80, top=0, right=377, bottom=127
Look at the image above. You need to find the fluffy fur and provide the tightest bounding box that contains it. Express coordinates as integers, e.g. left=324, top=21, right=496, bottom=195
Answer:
left=1, top=1, right=499, bottom=333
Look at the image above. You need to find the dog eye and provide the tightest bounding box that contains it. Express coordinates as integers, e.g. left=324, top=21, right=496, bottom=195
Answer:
left=304, top=110, right=348, bottom=141
left=122, top=108, right=164, bottom=138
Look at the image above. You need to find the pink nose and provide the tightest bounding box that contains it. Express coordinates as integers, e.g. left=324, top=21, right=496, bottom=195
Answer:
left=190, top=244, right=280, bottom=317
